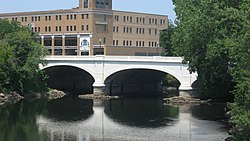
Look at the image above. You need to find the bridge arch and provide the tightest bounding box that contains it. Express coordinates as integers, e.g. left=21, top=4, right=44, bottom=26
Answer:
left=104, top=66, right=184, bottom=86
left=104, top=67, right=181, bottom=96
left=42, top=65, right=95, bottom=94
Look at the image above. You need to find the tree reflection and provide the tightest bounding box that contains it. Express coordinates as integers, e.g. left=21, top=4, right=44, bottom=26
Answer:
left=104, top=98, right=179, bottom=128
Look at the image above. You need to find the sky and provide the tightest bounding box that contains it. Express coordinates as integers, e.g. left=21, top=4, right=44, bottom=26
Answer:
left=0, top=0, right=176, bottom=21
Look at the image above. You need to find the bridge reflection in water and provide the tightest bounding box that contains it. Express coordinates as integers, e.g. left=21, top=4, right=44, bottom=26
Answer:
left=36, top=96, right=228, bottom=141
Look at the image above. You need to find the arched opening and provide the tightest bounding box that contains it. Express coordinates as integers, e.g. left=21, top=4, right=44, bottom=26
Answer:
left=43, top=66, right=95, bottom=95
left=104, top=69, right=181, bottom=97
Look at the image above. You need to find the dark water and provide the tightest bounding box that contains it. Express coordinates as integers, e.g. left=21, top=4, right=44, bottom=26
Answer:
left=0, top=96, right=229, bottom=141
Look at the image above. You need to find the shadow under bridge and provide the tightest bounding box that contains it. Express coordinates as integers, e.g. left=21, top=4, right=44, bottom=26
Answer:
left=43, top=66, right=94, bottom=95
left=104, top=69, right=175, bottom=97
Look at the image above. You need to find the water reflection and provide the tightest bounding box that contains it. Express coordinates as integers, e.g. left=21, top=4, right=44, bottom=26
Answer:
left=104, top=98, right=179, bottom=128
left=46, top=96, right=93, bottom=121
left=0, top=97, right=229, bottom=141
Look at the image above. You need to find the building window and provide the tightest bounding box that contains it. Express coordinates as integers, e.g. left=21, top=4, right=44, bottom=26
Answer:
left=149, top=18, right=151, bottom=24
left=143, top=18, right=145, bottom=24
left=136, top=41, right=138, bottom=46
left=149, top=29, right=151, bottom=35
left=130, top=27, right=132, bottom=33
left=49, top=16, right=51, bottom=21
left=104, top=14, right=107, bottom=21
left=82, top=14, right=84, bottom=19
left=126, top=40, right=129, bottom=46
left=32, top=17, right=34, bottom=21
left=103, top=37, right=106, bottom=44
left=96, top=0, right=110, bottom=9
left=82, top=25, right=84, bottom=31
left=45, top=27, right=47, bottom=32
left=56, top=15, right=58, bottom=20
left=86, top=14, right=89, bottom=19
left=86, top=25, right=89, bottom=30
left=21, top=17, right=24, bottom=22
left=116, top=40, right=118, bottom=46
left=155, top=29, right=157, bottom=35
left=35, top=16, right=37, bottom=21
left=136, top=28, right=138, bottom=34
left=114, top=15, right=119, bottom=22
left=48, top=27, right=51, bottom=32
left=142, top=41, right=145, bottom=47
left=25, top=17, right=27, bottom=22
left=130, top=17, right=132, bottom=23
left=126, top=27, right=129, bottom=33
left=136, top=17, right=139, bottom=23
left=130, top=41, right=132, bottom=46
left=56, top=26, right=58, bottom=32
left=70, top=15, right=73, bottom=20
left=84, top=0, right=89, bottom=8
left=67, top=15, right=69, bottom=20
left=74, top=26, right=76, bottom=31
left=113, top=40, right=115, bottom=45
left=155, top=19, right=157, bottom=25
left=66, top=26, right=69, bottom=31
left=59, top=15, right=62, bottom=20
left=74, top=14, right=77, bottom=20
left=70, top=26, right=72, bottom=31
left=149, top=42, right=151, bottom=47
left=123, top=40, right=125, bottom=46
left=59, top=26, right=61, bottom=31
left=123, top=27, right=126, bottom=33
left=113, top=26, right=115, bottom=32
left=104, top=25, right=107, bottom=31
left=142, top=28, right=145, bottom=34
left=38, top=27, right=40, bottom=32
left=116, top=27, right=119, bottom=32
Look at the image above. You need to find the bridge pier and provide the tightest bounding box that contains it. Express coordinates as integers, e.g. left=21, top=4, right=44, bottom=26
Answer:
left=93, top=83, right=105, bottom=95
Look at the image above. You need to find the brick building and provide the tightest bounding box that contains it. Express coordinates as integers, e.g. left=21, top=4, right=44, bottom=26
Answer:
left=0, top=0, right=168, bottom=56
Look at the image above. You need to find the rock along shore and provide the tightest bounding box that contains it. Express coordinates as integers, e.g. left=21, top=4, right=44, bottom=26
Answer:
left=78, top=94, right=119, bottom=100
left=0, top=89, right=66, bottom=105
left=164, top=95, right=212, bottom=104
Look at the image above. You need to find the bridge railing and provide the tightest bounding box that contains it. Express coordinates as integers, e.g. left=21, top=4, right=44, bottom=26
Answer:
left=44, top=55, right=185, bottom=63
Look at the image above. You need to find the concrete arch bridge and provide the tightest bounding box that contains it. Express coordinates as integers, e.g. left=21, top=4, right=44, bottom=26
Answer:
left=40, top=56, right=197, bottom=96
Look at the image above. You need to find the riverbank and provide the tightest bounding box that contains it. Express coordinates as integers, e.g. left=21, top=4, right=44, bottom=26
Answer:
left=0, top=89, right=66, bottom=105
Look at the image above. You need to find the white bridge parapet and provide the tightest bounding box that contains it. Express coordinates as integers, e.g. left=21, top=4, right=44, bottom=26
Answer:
left=41, top=55, right=198, bottom=94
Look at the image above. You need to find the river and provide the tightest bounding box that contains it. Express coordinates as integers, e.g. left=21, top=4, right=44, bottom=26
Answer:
left=0, top=95, right=229, bottom=141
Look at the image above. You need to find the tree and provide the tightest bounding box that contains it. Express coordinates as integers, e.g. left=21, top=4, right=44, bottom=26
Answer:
left=0, top=19, right=48, bottom=95
left=160, top=20, right=176, bottom=56
left=229, top=1, right=250, bottom=140
left=172, top=0, right=250, bottom=139
left=171, top=0, right=244, bottom=98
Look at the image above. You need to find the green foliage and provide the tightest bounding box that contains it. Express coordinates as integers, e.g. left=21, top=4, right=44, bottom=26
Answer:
left=160, top=20, right=176, bottom=56
left=172, top=0, right=250, bottom=139
left=171, top=0, right=245, bottom=97
left=162, top=74, right=180, bottom=88
left=229, top=4, right=250, bottom=138
left=0, top=19, right=48, bottom=95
